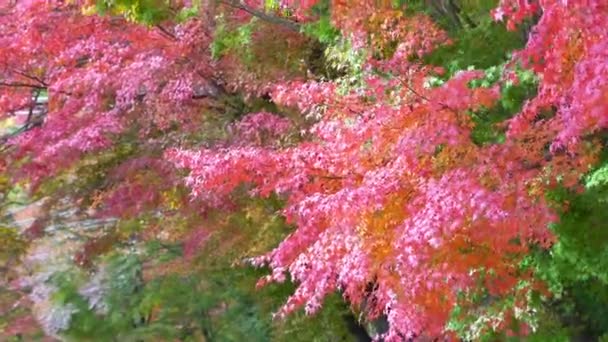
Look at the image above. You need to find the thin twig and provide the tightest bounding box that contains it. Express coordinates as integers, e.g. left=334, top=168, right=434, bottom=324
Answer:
left=398, top=78, right=457, bottom=114
left=12, top=69, right=48, bottom=86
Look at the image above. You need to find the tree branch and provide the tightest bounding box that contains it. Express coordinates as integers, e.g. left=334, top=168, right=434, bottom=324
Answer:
left=0, top=81, right=46, bottom=90
left=24, top=89, right=41, bottom=130
left=155, top=24, right=177, bottom=41
left=398, top=78, right=458, bottom=114
left=218, top=0, right=301, bottom=32
left=12, top=69, right=48, bottom=87
left=0, top=79, right=72, bottom=96
left=0, top=92, right=47, bottom=147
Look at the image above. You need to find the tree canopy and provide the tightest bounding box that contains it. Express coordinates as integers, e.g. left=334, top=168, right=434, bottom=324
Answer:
left=1, top=0, right=608, bottom=341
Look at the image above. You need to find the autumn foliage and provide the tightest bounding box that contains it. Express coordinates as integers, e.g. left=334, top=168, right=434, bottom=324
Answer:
left=1, top=0, right=608, bottom=340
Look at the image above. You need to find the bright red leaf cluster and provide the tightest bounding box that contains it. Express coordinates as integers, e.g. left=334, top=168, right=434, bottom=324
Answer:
left=499, top=0, right=608, bottom=151
left=2, top=0, right=608, bottom=340
left=170, top=0, right=607, bottom=339
left=1, top=1, right=215, bottom=187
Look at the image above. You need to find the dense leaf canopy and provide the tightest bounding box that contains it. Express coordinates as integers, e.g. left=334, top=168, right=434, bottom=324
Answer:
left=1, top=0, right=608, bottom=341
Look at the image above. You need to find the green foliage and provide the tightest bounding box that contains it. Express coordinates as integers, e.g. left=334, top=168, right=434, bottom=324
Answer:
left=0, top=181, right=27, bottom=208
left=542, top=162, right=608, bottom=285
left=51, top=253, right=357, bottom=341
left=425, top=18, right=525, bottom=77
left=324, top=38, right=367, bottom=93
left=302, top=16, right=339, bottom=45
left=447, top=268, right=540, bottom=341
left=46, top=197, right=357, bottom=341
left=175, top=0, right=200, bottom=23
left=422, top=15, right=537, bottom=147
left=264, top=0, right=280, bottom=11
left=0, top=226, right=27, bottom=266
left=520, top=161, right=608, bottom=340
left=93, top=0, right=172, bottom=25
left=470, top=65, right=538, bottom=145
left=211, top=16, right=256, bottom=61
left=35, top=139, right=137, bottom=206
left=415, top=5, right=533, bottom=147
left=419, top=4, right=604, bottom=339
left=299, top=0, right=340, bottom=46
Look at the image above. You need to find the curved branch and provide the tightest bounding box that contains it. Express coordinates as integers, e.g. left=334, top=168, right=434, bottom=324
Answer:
left=218, top=0, right=301, bottom=32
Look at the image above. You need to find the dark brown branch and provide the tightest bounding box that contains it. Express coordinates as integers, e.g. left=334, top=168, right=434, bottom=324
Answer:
left=0, top=118, right=42, bottom=146
left=0, top=81, right=46, bottom=90
left=155, top=24, right=177, bottom=41
left=0, top=79, right=70, bottom=97
left=218, top=0, right=301, bottom=32
left=12, top=69, right=48, bottom=86
left=316, top=174, right=345, bottom=180
left=25, top=89, right=41, bottom=130
left=0, top=90, right=47, bottom=147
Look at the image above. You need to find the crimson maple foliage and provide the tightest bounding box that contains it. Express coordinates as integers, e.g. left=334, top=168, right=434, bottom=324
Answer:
left=1, top=0, right=607, bottom=340
left=171, top=0, right=606, bottom=339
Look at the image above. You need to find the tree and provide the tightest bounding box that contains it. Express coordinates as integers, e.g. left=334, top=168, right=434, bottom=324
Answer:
left=1, top=0, right=608, bottom=340
left=0, top=1, right=358, bottom=340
